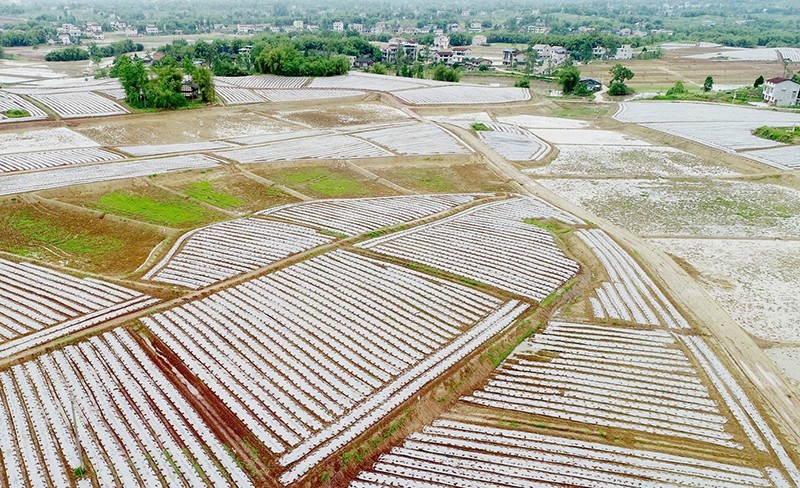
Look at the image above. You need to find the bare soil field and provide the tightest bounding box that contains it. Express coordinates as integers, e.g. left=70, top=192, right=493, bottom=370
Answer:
left=526, top=145, right=740, bottom=178
left=537, top=177, right=800, bottom=238
left=650, top=237, right=800, bottom=344
left=274, top=102, right=411, bottom=128
left=361, top=161, right=513, bottom=194
left=579, top=57, right=782, bottom=89
left=157, top=168, right=300, bottom=214
left=0, top=197, right=165, bottom=275
left=43, top=178, right=229, bottom=229
left=72, top=105, right=298, bottom=145
left=250, top=162, right=400, bottom=199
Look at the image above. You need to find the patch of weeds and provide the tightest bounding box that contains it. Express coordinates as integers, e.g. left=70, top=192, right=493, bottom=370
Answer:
left=3, top=209, right=124, bottom=257
left=472, top=122, right=491, bottom=131
left=72, top=466, right=88, bottom=479
left=341, top=411, right=409, bottom=467
left=270, top=167, right=367, bottom=197
left=523, top=218, right=573, bottom=235
left=184, top=180, right=242, bottom=208
left=95, top=191, right=216, bottom=227
left=4, top=109, right=30, bottom=118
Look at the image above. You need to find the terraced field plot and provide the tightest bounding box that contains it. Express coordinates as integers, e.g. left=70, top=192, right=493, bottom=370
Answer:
left=0, top=127, right=98, bottom=155
left=308, top=72, right=448, bottom=92
left=217, top=135, right=392, bottom=163
left=0, top=154, right=222, bottom=197
left=650, top=238, right=800, bottom=343
left=538, top=178, right=800, bottom=238
left=143, top=217, right=335, bottom=288
left=119, top=141, right=237, bottom=157
left=477, top=123, right=551, bottom=162
left=0, top=147, right=122, bottom=174
left=258, top=194, right=484, bottom=236
left=142, top=249, right=530, bottom=484
left=252, top=165, right=396, bottom=199
left=360, top=197, right=581, bottom=301
left=0, top=258, right=157, bottom=359
left=351, top=122, right=471, bottom=156
left=165, top=173, right=299, bottom=214
left=29, top=92, right=128, bottom=118
left=526, top=145, right=739, bottom=178
left=0, top=92, right=48, bottom=123
left=0, top=329, right=251, bottom=487
left=394, top=86, right=532, bottom=105
left=0, top=199, right=165, bottom=275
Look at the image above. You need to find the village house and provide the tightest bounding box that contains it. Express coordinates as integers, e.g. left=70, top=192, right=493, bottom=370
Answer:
left=145, top=26, right=159, bottom=35
left=592, top=46, right=607, bottom=58
left=502, top=48, right=526, bottom=68
left=433, top=50, right=454, bottom=65
left=353, top=56, right=375, bottom=69
left=615, top=44, right=633, bottom=60
left=433, top=35, right=450, bottom=50
left=763, top=77, right=800, bottom=106
left=348, top=23, right=364, bottom=33
left=472, top=35, right=488, bottom=47
left=452, top=46, right=472, bottom=64
left=381, top=38, right=420, bottom=64
left=332, top=21, right=344, bottom=32
left=469, top=22, right=483, bottom=33
left=293, top=20, right=304, bottom=30
left=125, top=27, right=138, bottom=37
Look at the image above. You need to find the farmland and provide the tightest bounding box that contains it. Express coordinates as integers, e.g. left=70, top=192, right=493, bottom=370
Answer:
left=0, top=68, right=798, bottom=488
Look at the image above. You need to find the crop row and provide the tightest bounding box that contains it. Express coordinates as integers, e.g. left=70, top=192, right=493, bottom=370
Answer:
left=143, top=217, right=335, bottom=289
left=360, top=197, right=581, bottom=301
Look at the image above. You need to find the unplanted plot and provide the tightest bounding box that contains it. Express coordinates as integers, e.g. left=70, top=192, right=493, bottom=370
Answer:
left=0, top=199, right=164, bottom=275
left=538, top=178, right=800, bottom=238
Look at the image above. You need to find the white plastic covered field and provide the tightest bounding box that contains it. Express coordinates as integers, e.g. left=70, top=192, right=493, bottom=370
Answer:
left=351, top=122, right=471, bottom=156
left=308, top=72, right=448, bottom=92
left=142, top=249, right=529, bottom=484
left=0, top=92, right=48, bottom=123
left=360, top=197, right=582, bottom=301
left=394, top=86, right=532, bottom=105
left=258, top=194, right=483, bottom=236
left=119, top=141, right=237, bottom=157
left=28, top=92, right=129, bottom=118
left=578, top=229, right=689, bottom=329
left=0, top=154, right=221, bottom=196
left=0, top=258, right=158, bottom=360
left=143, top=217, right=335, bottom=288
left=0, top=127, right=98, bottom=155
left=216, top=134, right=392, bottom=163
left=352, top=419, right=776, bottom=487
left=214, top=75, right=309, bottom=89
left=478, top=123, right=551, bottom=161
left=0, top=147, right=122, bottom=173
left=0, top=329, right=251, bottom=487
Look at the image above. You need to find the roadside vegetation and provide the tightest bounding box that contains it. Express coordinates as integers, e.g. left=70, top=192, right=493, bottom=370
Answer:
left=754, top=126, right=800, bottom=145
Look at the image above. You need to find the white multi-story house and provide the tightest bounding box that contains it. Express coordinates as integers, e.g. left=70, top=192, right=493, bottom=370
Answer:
left=433, top=35, right=450, bottom=50
left=332, top=21, right=344, bottom=32
left=293, top=20, right=304, bottom=29
left=452, top=46, right=472, bottom=63
left=763, top=77, right=800, bottom=106
left=472, top=35, right=487, bottom=46
left=348, top=23, right=364, bottom=33
left=615, top=44, right=633, bottom=60
left=145, top=26, right=159, bottom=35
left=381, top=38, right=420, bottom=63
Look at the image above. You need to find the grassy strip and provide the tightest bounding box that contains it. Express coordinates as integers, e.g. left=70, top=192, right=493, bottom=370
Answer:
left=183, top=181, right=242, bottom=208
left=95, top=191, right=216, bottom=227
left=753, top=125, right=800, bottom=145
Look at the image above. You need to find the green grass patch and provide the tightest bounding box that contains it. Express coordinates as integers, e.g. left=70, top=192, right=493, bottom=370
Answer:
left=754, top=125, right=800, bottom=145
left=4, top=109, right=30, bottom=118
left=651, top=86, right=763, bottom=105
left=393, top=167, right=454, bottom=193
left=95, top=191, right=215, bottom=227
left=555, top=104, right=609, bottom=119
left=524, top=218, right=573, bottom=235
left=340, top=410, right=409, bottom=467
left=471, top=122, right=491, bottom=131
left=184, top=181, right=242, bottom=208
left=270, top=167, right=367, bottom=197
left=4, top=210, right=124, bottom=257
left=711, top=196, right=793, bottom=219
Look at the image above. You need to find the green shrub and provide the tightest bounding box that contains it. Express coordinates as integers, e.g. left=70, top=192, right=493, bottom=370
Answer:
left=608, top=81, right=630, bottom=96
left=471, top=122, right=491, bottom=131
left=4, top=109, right=30, bottom=118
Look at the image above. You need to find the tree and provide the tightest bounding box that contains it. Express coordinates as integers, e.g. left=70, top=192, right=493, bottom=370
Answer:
left=666, top=81, right=688, bottom=96
left=371, top=63, right=387, bottom=75
left=703, top=76, right=714, bottom=92
left=114, top=56, right=148, bottom=108
left=193, top=66, right=215, bottom=103
left=610, top=63, right=634, bottom=83
left=754, top=75, right=765, bottom=88
left=432, top=65, right=460, bottom=82
left=557, top=66, right=581, bottom=94
left=608, top=81, right=630, bottom=96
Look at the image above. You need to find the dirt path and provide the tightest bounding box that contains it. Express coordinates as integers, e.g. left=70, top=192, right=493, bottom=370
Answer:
left=443, top=122, right=800, bottom=450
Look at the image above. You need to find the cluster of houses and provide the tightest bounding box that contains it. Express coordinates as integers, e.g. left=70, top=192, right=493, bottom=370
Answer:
left=49, top=22, right=104, bottom=45
left=763, top=77, right=800, bottom=106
